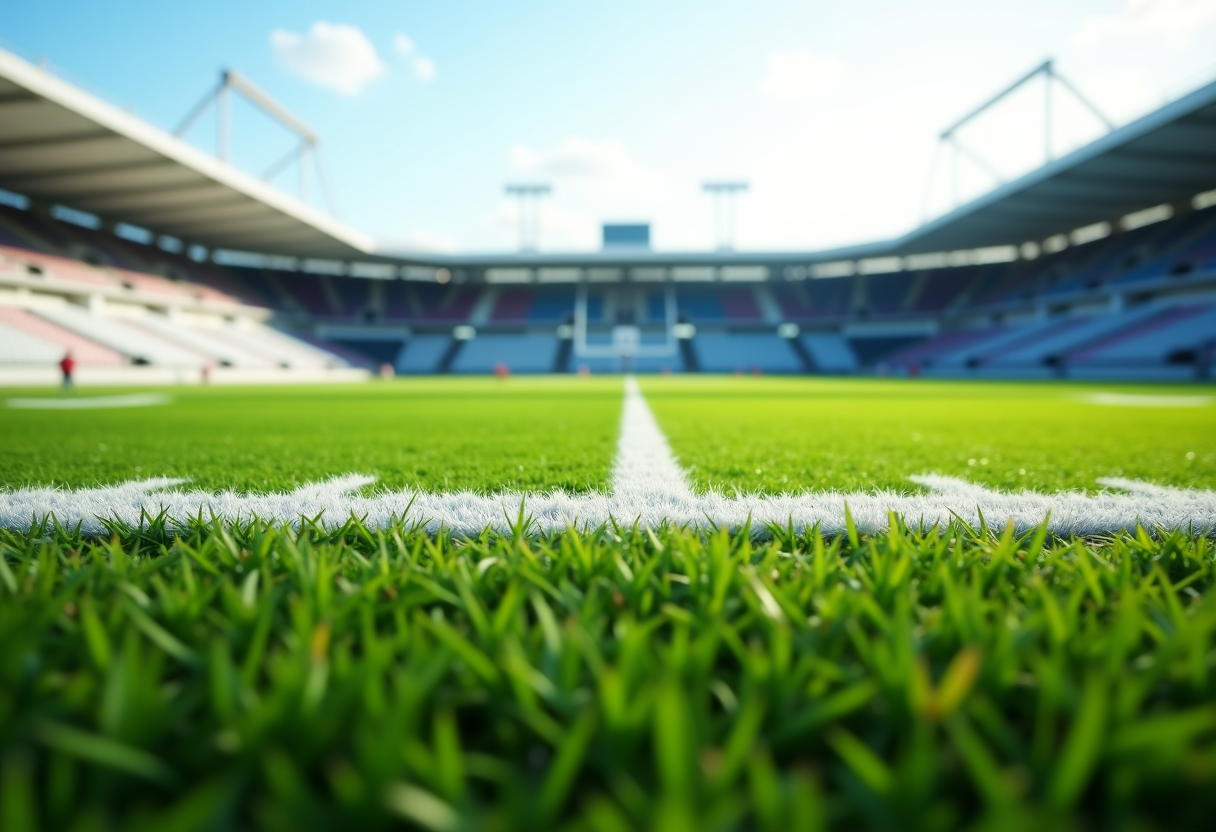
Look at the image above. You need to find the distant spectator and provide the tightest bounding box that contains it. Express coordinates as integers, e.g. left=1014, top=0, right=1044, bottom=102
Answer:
left=58, top=350, right=75, bottom=391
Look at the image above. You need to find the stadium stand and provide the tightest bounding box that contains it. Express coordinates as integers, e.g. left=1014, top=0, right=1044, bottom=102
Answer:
left=981, top=307, right=1163, bottom=372
left=530, top=288, right=576, bottom=322
left=0, top=322, right=63, bottom=364
left=693, top=333, right=803, bottom=373
left=863, top=272, right=914, bottom=316
left=132, top=315, right=277, bottom=369
left=3, top=190, right=1212, bottom=381
left=1068, top=304, right=1216, bottom=377
left=451, top=333, right=560, bottom=374
left=0, top=196, right=363, bottom=383
left=325, top=337, right=405, bottom=367
left=911, top=267, right=981, bottom=313
left=0, top=306, right=125, bottom=365
left=801, top=334, right=860, bottom=373
left=489, top=289, right=537, bottom=323
left=395, top=334, right=452, bottom=374
left=33, top=305, right=207, bottom=367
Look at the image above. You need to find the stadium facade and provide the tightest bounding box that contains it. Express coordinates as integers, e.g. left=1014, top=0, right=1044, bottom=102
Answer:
left=1, top=46, right=1214, bottom=383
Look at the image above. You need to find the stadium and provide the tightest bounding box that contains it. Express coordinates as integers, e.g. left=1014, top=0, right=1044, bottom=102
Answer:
left=2, top=4, right=1216, bottom=830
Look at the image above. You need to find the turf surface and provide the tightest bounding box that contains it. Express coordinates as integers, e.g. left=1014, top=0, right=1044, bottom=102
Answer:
left=5, top=377, right=1214, bottom=499
left=0, top=379, right=621, bottom=493
left=2, top=519, right=1215, bottom=831
left=642, top=377, right=1216, bottom=494
left=4, top=376, right=1216, bottom=830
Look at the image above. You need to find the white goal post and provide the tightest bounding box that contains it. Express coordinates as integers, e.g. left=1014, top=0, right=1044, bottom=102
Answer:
left=572, top=283, right=680, bottom=360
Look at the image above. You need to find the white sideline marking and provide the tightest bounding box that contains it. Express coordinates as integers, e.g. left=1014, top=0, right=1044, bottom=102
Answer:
left=1, top=378, right=1214, bottom=536
left=1077, top=393, right=1213, bottom=408
left=6, top=394, right=171, bottom=410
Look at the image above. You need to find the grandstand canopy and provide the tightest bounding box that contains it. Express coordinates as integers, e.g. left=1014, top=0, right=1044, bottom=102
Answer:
left=0, top=48, right=374, bottom=259
left=893, top=77, right=1216, bottom=254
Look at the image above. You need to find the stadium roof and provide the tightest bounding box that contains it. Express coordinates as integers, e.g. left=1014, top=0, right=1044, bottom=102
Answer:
left=1, top=42, right=1211, bottom=273
left=0, top=48, right=375, bottom=259
left=890, top=76, right=1216, bottom=255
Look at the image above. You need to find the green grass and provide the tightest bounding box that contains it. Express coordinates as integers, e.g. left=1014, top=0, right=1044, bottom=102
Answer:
left=0, top=379, right=621, bottom=493
left=642, top=377, right=1216, bottom=494
left=4, top=376, right=1216, bottom=829
left=3, top=519, right=1216, bottom=831
left=5, top=377, right=1214, bottom=499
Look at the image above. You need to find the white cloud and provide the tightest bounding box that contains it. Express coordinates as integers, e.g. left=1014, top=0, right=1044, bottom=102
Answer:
left=393, top=32, right=437, bottom=82
left=1078, top=0, right=1216, bottom=46
left=393, top=33, right=415, bottom=56
left=271, top=22, right=385, bottom=95
left=511, top=137, right=637, bottom=179
left=759, top=50, right=844, bottom=103
left=413, top=56, right=437, bottom=82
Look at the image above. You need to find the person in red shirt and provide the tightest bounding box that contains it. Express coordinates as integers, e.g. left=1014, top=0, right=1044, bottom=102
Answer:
left=58, top=350, right=75, bottom=391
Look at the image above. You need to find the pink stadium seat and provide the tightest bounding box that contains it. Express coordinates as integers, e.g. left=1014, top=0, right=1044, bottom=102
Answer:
left=0, top=246, right=117, bottom=288
left=0, top=306, right=124, bottom=365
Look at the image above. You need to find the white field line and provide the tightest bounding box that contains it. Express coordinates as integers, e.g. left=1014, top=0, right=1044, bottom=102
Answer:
left=1, top=378, right=1214, bottom=536
left=6, top=394, right=171, bottom=410
left=1077, top=393, right=1214, bottom=408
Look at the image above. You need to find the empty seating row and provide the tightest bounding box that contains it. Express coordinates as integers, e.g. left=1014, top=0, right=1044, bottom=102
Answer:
left=802, top=334, right=859, bottom=372
left=694, top=333, right=802, bottom=373
left=0, top=305, right=125, bottom=365
left=0, top=322, right=64, bottom=364
left=451, top=333, right=560, bottom=373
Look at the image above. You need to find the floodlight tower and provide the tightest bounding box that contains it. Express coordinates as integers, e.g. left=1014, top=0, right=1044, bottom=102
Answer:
left=923, top=59, right=1112, bottom=216
left=703, top=181, right=749, bottom=250
left=175, top=69, right=339, bottom=214
left=504, top=183, right=552, bottom=251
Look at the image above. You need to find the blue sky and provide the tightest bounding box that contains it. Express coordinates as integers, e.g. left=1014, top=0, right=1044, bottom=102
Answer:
left=2, top=0, right=1215, bottom=254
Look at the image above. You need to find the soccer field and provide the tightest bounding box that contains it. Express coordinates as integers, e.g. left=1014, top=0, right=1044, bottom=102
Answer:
left=3, top=376, right=1213, bottom=496
left=3, top=376, right=1216, bottom=830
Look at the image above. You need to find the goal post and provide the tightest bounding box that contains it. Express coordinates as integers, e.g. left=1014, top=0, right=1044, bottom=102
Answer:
left=572, top=283, right=679, bottom=363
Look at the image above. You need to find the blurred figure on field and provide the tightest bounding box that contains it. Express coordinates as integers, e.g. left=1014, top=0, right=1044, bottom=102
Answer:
left=379, top=362, right=394, bottom=379
left=577, top=364, right=590, bottom=377
left=58, top=350, right=75, bottom=391
left=201, top=362, right=213, bottom=384
left=494, top=362, right=511, bottom=379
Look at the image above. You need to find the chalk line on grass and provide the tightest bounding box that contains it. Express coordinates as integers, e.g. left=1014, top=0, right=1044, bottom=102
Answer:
left=6, top=393, right=172, bottom=410
left=1077, top=393, right=1214, bottom=408
left=2, top=378, right=1214, bottom=535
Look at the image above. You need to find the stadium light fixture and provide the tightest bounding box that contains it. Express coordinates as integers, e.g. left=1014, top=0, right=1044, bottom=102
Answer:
left=922, top=59, right=1113, bottom=219
left=702, top=181, right=749, bottom=251
left=504, top=183, right=552, bottom=252
left=175, top=69, right=339, bottom=215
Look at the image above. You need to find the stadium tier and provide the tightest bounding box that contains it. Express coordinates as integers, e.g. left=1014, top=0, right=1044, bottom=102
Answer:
left=2, top=197, right=1214, bottom=379
left=0, top=206, right=361, bottom=382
